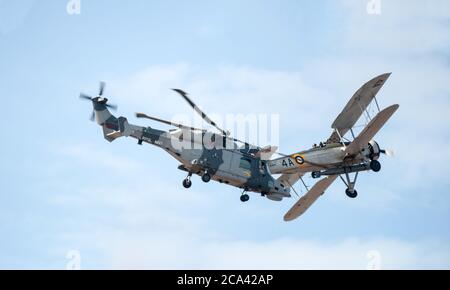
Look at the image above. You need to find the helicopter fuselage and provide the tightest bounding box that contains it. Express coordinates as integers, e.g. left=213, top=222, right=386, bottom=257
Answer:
left=96, top=105, right=290, bottom=200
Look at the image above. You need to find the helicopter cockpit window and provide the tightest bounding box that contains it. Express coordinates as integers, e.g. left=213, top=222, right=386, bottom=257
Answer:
left=259, top=161, right=266, bottom=174
left=239, top=158, right=252, bottom=171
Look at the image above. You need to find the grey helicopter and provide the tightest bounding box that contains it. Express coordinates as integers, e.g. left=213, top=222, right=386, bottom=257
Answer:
left=80, top=84, right=292, bottom=203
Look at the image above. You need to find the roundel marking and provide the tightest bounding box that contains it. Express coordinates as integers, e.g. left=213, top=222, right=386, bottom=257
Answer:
left=294, top=155, right=305, bottom=165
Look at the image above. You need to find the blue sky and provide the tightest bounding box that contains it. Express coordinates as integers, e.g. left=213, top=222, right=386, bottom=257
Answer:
left=0, top=0, right=450, bottom=269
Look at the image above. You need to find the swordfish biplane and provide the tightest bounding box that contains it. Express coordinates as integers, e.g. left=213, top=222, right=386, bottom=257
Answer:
left=80, top=73, right=399, bottom=221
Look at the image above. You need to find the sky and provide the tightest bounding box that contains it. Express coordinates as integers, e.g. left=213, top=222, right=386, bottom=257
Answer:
left=0, top=0, right=450, bottom=269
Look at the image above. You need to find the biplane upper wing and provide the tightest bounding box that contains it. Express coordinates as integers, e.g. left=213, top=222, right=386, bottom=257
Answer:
left=284, top=175, right=338, bottom=222
left=344, top=104, right=399, bottom=156
left=328, top=73, right=391, bottom=143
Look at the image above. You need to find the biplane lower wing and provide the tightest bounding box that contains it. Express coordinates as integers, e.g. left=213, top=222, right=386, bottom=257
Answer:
left=284, top=175, right=338, bottom=222
left=277, top=172, right=304, bottom=187
left=328, top=73, right=391, bottom=143
left=344, top=104, right=399, bottom=156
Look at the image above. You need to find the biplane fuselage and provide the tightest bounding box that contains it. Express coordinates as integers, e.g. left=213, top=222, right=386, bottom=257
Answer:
left=268, top=140, right=379, bottom=175
left=269, top=144, right=348, bottom=174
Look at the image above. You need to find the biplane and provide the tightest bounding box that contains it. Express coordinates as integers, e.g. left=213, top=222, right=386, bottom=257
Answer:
left=268, top=73, right=399, bottom=221
left=80, top=73, right=399, bottom=221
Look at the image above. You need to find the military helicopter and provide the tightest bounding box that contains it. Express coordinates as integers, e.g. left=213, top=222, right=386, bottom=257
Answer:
left=80, top=73, right=399, bottom=221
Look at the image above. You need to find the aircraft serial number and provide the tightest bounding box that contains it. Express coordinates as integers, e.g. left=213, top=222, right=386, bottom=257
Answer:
left=282, top=158, right=295, bottom=167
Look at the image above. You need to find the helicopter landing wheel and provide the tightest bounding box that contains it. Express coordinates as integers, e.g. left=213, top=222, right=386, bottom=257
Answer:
left=201, top=172, right=211, bottom=183
left=345, top=188, right=358, bottom=199
left=240, top=194, right=250, bottom=202
left=182, top=178, right=192, bottom=189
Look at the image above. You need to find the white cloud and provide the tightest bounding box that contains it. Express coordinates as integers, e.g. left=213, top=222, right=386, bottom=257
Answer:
left=60, top=186, right=450, bottom=270
left=339, top=0, right=450, bottom=54
left=110, top=64, right=335, bottom=139
left=107, top=64, right=350, bottom=164
left=57, top=143, right=142, bottom=172
left=45, top=152, right=450, bottom=270
left=47, top=175, right=450, bottom=269
left=100, top=236, right=450, bottom=270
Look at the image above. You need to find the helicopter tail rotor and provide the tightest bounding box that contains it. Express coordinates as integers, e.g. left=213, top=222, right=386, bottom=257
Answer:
left=79, top=82, right=117, bottom=122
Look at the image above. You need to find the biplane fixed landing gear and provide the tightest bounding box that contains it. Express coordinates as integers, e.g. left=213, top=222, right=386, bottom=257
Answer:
left=183, top=172, right=192, bottom=188
left=340, top=171, right=359, bottom=199
left=370, top=160, right=381, bottom=172
left=345, top=188, right=358, bottom=198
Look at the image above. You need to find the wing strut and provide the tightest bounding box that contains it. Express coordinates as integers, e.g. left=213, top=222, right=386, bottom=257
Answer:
left=327, top=73, right=392, bottom=144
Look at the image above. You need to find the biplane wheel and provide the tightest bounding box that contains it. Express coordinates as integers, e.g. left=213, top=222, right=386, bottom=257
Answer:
left=202, top=173, right=211, bottom=183
left=370, top=160, right=381, bottom=172
left=345, top=189, right=358, bottom=199
left=240, top=194, right=250, bottom=202
left=182, top=179, right=192, bottom=189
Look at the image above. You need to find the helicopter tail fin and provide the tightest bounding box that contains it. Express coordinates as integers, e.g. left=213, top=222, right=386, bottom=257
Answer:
left=101, top=116, right=133, bottom=142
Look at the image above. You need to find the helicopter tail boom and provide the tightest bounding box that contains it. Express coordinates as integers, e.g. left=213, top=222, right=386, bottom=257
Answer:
left=101, top=115, right=134, bottom=142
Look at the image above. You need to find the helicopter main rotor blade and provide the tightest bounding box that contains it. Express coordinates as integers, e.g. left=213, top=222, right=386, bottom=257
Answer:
left=136, top=112, right=206, bottom=132
left=172, top=89, right=228, bottom=136
left=106, top=103, right=118, bottom=111
left=80, top=93, right=93, bottom=100
left=99, top=81, right=106, bottom=96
